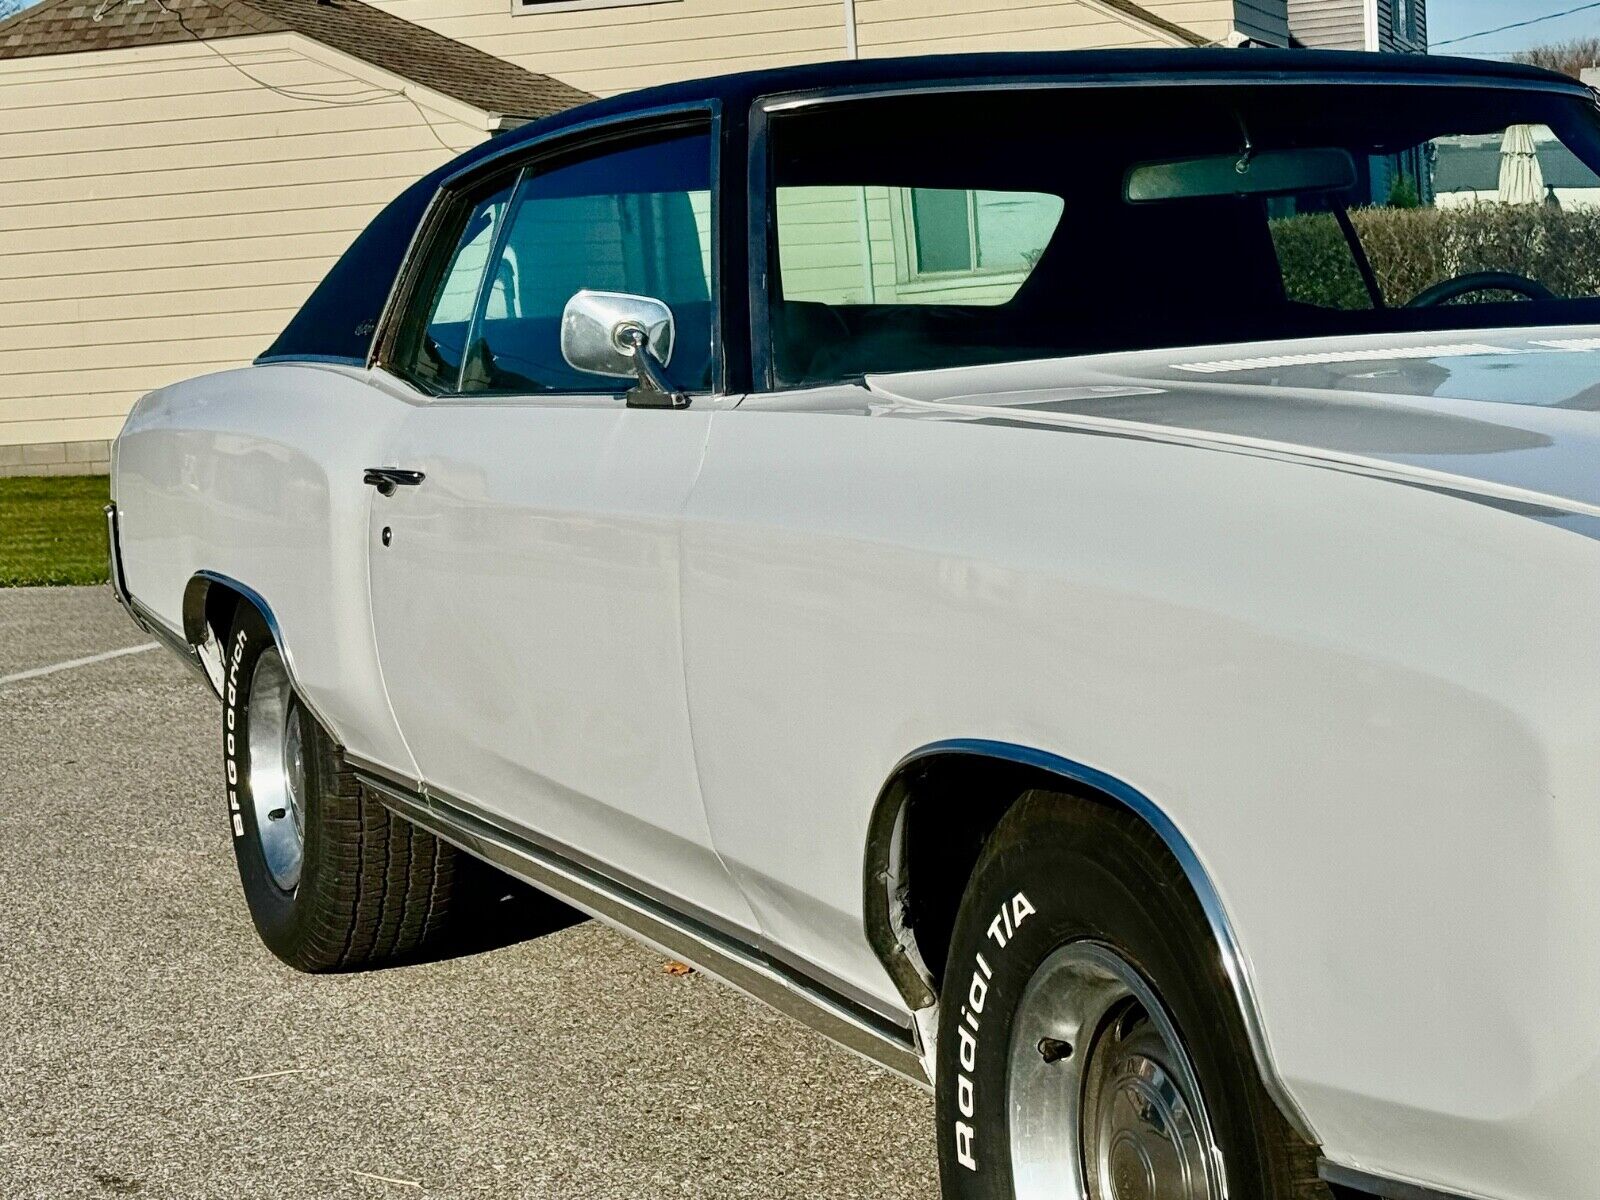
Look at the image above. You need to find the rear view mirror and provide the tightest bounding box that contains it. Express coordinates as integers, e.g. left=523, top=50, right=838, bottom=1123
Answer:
left=1125, top=147, right=1358, bottom=204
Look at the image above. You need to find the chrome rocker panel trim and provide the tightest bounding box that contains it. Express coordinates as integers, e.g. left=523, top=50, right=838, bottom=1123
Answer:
left=347, top=754, right=926, bottom=1084
left=1320, top=1160, right=1481, bottom=1200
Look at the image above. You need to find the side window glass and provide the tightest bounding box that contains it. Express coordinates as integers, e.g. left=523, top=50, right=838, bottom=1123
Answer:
left=461, top=129, right=714, bottom=395
left=408, top=181, right=515, bottom=391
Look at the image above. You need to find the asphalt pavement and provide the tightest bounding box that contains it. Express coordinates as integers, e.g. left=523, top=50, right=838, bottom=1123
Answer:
left=0, top=586, right=936, bottom=1200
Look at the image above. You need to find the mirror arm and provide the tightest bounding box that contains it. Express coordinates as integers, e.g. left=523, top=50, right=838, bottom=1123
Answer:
left=618, top=324, right=691, bottom=409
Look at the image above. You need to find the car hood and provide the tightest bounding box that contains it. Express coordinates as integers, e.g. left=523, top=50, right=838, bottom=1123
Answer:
left=865, top=325, right=1600, bottom=519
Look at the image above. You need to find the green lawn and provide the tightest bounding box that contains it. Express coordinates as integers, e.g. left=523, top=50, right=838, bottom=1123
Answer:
left=0, top=475, right=111, bottom=587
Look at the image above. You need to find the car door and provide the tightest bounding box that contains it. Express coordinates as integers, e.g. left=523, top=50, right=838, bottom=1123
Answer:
left=366, top=118, right=758, bottom=932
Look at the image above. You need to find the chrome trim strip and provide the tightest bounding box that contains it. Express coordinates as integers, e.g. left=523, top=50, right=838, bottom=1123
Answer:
left=343, top=750, right=421, bottom=795
left=104, top=503, right=130, bottom=609
left=441, top=100, right=720, bottom=191
left=1319, top=1160, right=1482, bottom=1200
left=865, top=738, right=1318, bottom=1143
left=184, top=570, right=340, bottom=737
left=756, top=70, right=1594, bottom=114
left=352, top=761, right=924, bottom=1083
left=105, top=504, right=212, bottom=688
left=253, top=353, right=367, bottom=367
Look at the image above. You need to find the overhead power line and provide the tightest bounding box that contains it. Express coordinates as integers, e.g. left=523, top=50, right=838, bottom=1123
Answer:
left=91, top=0, right=469, bottom=154
left=1434, top=1, right=1600, bottom=48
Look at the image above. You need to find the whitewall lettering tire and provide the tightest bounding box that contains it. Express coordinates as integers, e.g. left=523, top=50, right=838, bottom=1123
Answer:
left=934, top=790, right=1326, bottom=1200
left=223, top=605, right=459, bottom=971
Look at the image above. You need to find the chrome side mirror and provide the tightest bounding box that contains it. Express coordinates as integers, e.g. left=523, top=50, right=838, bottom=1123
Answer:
left=560, top=289, right=688, bottom=409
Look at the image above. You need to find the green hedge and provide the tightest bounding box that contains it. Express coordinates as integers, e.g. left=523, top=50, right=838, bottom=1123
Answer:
left=1271, top=205, right=1600, bottom=308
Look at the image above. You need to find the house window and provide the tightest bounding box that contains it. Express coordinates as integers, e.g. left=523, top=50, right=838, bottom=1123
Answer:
left=1394, top=0, right=1418, bottom=43
left=511, top=0, right=677, bottom=15
left=910, top=189, right=976, bottom=273
left=903, top=188, right=1066, bottom=283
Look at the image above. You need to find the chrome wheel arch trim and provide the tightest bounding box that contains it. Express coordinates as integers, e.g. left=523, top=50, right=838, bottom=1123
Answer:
left=181, top=570, right=345, bottom=748
left=862, top=737, right=1319, bottom=1145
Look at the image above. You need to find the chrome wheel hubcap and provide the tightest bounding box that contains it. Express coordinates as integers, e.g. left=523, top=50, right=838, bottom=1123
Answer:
left=247, top=648, right=306, bottom=891
left=1007, top=942, right=1224, bottom=1200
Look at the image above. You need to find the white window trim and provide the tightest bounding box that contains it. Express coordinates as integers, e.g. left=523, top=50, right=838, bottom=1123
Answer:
left=511, top=0, right=678, bottom=15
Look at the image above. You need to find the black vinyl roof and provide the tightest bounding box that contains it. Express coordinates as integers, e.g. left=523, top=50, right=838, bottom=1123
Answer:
left=483, top=48, right=1580, bottom=169
left=260, top=48, right=1587, bottom=368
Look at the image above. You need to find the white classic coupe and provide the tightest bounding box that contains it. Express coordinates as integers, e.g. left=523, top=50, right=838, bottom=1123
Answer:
left=108, top=49, right=1600, bottom=1200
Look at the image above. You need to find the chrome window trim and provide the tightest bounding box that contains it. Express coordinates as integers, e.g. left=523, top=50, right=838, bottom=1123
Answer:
left=755, top=70, right=1595, bottom=115
left=371, top=101, right=728, bottom=399
left=346, top=754, right=925, bottom=1083
left=863, top=737, right=1320, bottom=1144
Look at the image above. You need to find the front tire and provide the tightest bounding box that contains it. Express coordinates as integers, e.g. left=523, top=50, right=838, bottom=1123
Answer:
left=934, top=789, right=1326, bottom=1200
left=223, top=606, right=457, bottom=971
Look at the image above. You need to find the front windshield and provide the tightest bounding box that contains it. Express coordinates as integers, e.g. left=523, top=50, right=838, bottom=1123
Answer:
left=765, top=79, right=1600, bottom=387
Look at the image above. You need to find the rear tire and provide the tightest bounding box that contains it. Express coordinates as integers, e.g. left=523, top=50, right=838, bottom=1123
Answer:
left=223, top=605, right=457, bottom=971
left=934, top=788, right=1327, bottom=1200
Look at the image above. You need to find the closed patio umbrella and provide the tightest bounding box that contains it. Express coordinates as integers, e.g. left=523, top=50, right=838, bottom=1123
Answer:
left=1499, top=124, right=1545, bottom=205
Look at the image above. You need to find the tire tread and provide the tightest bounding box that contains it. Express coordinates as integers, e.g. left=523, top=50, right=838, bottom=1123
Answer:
left=227, top=606, right=461, bottom=973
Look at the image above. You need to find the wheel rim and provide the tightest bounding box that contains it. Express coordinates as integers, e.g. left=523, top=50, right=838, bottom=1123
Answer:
left=1006, top=941, right=1225, bottom=1200
left=246, top=648, right=307, bottom=892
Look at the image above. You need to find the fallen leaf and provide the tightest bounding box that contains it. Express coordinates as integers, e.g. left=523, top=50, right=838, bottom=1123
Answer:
left=663, top=961, right=695, bottom=976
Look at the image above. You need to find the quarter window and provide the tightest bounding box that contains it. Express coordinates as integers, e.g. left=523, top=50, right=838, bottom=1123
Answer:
left=407, top=180, right=516, bottom=392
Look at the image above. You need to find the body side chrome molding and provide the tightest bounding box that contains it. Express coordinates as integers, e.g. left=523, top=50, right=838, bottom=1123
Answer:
left=347, top=755, right=925, bottom=1084
left=863, top=737, right=1319, bottom=1143
left=1320, top=1159, right=1485, bottom=1200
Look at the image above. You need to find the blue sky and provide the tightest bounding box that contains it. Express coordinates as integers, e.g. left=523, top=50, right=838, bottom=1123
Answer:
left=1431, top=1, right=1600, bottom=57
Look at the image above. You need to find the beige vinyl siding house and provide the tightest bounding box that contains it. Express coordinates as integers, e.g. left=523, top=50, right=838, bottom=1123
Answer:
left=0, top=41, right=496, bottom=468
left=0, top=0, right=585, bottom=474
left=362, top=0, right=1287, bottom=102
left=0, top=0, right=1293, bottom=474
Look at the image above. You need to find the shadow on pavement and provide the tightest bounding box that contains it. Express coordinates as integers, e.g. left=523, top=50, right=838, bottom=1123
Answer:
left=400, top=860, right=589, bottom=969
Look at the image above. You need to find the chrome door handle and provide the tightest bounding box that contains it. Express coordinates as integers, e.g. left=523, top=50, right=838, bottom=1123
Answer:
left=363, top=468, right=425, bottom=497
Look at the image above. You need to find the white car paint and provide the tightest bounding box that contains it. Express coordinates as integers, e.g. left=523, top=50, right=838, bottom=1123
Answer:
left=368, top=394, right=759, bottom=931
left=113, top=324, right=1600, bottom=1200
